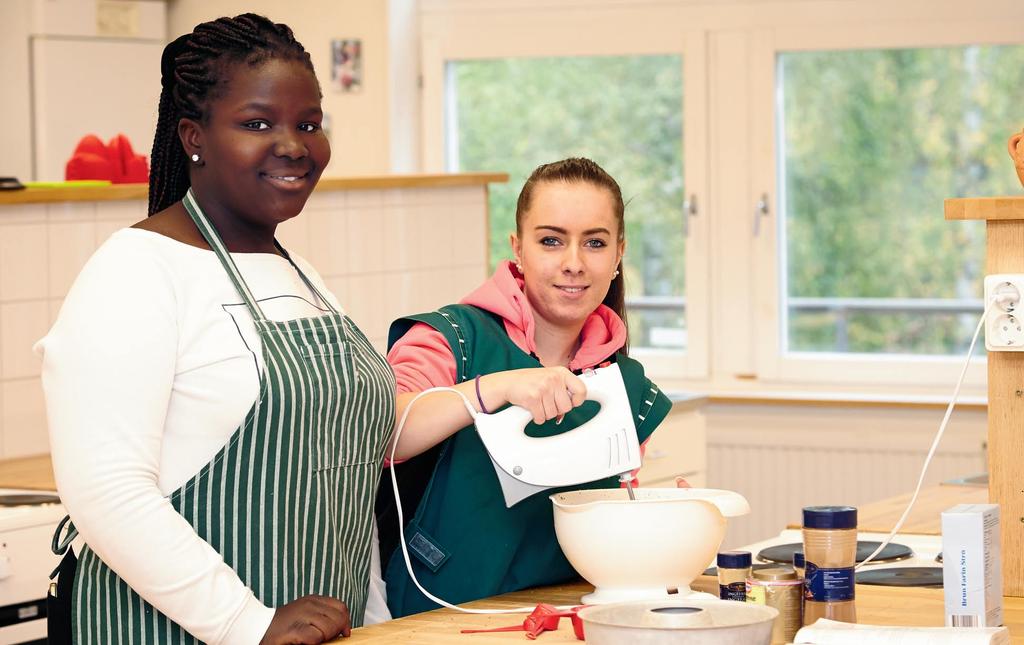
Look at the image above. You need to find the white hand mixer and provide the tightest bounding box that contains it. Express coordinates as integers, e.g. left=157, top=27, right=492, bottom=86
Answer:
left=474, top=363, right=641, bottom=507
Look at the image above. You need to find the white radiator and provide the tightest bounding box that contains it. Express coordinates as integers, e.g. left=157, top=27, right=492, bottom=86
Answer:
left=703, top=403, right=987, bottom=549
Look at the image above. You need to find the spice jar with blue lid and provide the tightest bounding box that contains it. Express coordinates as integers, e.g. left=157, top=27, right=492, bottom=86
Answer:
left=802, top=505, right=857, bottom=625
left=717, top=551, right=752, bottom=601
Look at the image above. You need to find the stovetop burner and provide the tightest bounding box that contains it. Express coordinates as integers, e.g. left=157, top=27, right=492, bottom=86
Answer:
left=856, top=566, right=943, bottom=588
left=0, top=493, right=60, bottom=507
left=757, top=541, right=913, bottom=565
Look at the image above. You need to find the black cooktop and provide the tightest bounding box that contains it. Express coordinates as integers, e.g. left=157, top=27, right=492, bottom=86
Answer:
left=856, top=566, right=944, bottom=588
left=757, top=541, right=913, bottom=565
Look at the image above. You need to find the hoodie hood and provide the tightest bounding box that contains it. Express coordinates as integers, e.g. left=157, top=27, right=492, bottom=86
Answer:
left=459, top=260, right=627, bottom=371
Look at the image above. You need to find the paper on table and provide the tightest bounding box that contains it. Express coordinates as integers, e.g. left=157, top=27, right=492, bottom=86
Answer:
left=792, top=619, right=1010, bottom=644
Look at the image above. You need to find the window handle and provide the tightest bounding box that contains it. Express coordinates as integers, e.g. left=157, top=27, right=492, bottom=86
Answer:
left=753, top=193, right=770, bottom=237
left=683, top=194, right=698, bottom=237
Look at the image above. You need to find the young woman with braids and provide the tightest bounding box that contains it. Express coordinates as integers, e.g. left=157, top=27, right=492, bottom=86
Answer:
left=376, top=158, right=675, bottom=617
left=36, top=14, right=393, bottom=644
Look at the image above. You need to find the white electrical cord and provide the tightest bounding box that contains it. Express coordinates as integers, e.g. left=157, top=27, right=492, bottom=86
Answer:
left=387, top=387, right=558, bottom=614
left=855, top=295, right=1002, bottom=570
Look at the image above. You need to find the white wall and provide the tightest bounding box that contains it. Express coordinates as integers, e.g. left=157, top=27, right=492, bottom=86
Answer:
left=706, top=401, right=987, bottom=548
left=0, top=0, right=413, bottom=182
left=168, top=0, right=398, bottom=176
left=0, top=0, right=166, bottom=182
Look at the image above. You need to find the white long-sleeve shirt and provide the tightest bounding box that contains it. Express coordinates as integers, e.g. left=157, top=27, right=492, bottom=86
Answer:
left=36, top=227, right=390, bottom=644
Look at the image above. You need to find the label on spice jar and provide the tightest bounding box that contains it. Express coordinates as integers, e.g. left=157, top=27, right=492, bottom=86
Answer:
left=805, top=561, right=855, bottom=602
left=746, top=581, right=766, bottom=605
left=720, top=581, right=746, bottom=601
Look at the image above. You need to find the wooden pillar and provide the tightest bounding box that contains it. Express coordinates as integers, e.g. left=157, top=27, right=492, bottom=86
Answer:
left=946, top=197, right=1024, bottom=597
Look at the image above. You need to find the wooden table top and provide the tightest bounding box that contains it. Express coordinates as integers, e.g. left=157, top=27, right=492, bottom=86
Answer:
left=786, top=483, right=989, bottom=535
left=339, top=580, right=1023, bottom=643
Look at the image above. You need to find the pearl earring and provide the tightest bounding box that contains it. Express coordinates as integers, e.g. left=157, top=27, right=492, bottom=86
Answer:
left=613, top=269, right=620, bottom=278
left=190, top=153, right=201, bottom=163
left=516, top=263, right=523, bottom=272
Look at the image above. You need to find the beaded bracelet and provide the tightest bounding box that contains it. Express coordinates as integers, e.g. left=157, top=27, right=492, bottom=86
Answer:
left=474, top=374, right=490, bottom=414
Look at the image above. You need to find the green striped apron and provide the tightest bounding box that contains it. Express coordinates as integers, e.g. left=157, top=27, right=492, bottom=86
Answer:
left=58, top=189, right=395, bottom=643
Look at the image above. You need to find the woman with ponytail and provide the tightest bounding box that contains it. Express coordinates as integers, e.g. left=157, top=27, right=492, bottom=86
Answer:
left=37, top=14, right=393, bottom=644
left=377, top=158, right=673, bottom=617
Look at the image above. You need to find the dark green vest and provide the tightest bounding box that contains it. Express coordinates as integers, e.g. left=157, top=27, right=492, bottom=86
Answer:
left=378, top=304, right=672, bottom=617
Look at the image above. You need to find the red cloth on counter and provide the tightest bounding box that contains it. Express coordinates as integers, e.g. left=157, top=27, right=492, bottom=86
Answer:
left=65, top=133, right=149, bottom=184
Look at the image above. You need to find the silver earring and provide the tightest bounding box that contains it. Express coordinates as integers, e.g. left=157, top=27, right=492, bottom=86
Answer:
left=190, top=153, right=201, bottom=163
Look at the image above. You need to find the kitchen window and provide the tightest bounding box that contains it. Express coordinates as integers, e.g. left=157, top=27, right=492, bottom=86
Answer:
left=446, top=54, right=688, bottom=353
left=750, top=19, right=1024, bottom=387
left=778, top=45, right=1024, bottom=356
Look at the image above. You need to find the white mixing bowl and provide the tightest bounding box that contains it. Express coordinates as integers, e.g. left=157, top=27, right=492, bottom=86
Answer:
left=550, top=488, right=750, bottom=604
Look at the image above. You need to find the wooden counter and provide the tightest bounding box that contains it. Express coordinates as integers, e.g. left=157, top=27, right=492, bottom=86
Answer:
left=1, top=456, right=1003, bottom=641
left=0, top=454, right=55, bottom=490
left=0, top=172, right=508, bottom=206
left=339, top=581, right=1024, bottom=643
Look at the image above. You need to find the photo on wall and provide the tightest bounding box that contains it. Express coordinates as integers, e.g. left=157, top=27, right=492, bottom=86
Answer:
left=331, top=39, right=363, bottom=93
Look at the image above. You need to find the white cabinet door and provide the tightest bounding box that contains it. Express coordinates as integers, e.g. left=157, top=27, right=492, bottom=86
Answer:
left=31, top=37, right=163, bottom=181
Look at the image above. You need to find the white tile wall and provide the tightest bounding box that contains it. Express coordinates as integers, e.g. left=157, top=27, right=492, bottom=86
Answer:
left=2, top=378, right=49, bottom=458
left=0, top=186, right=489, bottom=458
left=1, top=301, right=49, bottom=379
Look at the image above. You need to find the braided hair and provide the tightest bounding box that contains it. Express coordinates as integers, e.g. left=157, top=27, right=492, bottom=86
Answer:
left=515, top=157, right=630, bottom=354
left=148, top=14, right=317, bottom=216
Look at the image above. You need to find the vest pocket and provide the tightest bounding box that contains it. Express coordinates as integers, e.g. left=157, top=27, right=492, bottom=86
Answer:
left=404, top=519, right=451, bottom=573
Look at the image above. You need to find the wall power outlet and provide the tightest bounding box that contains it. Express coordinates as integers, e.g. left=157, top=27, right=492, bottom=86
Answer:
left=984, top=274, right=1024, bottom=352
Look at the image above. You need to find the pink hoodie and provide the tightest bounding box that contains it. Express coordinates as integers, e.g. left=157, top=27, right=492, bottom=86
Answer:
left=387, top=261, right=628, bottom=393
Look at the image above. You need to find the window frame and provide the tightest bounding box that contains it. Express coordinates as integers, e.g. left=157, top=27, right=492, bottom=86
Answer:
left=419, top=11, right=711, bottom=380
left=750, top=19, right=1023, bottom=388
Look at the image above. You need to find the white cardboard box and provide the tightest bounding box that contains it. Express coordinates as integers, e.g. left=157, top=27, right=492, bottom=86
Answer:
left=942, top=503, right=1003, bottom=627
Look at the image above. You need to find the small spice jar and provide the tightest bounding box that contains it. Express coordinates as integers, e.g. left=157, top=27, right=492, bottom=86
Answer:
left=717, top=551, right=752, bottom=601
left=802, top=505, right=857, bottom=625
left=746, top=567, right=803, bottom=644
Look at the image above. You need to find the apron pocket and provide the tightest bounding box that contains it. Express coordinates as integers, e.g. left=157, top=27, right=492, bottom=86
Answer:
left=300, top=341, right=359, bottom=471
left=300, top=341, right=350, bottom=359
